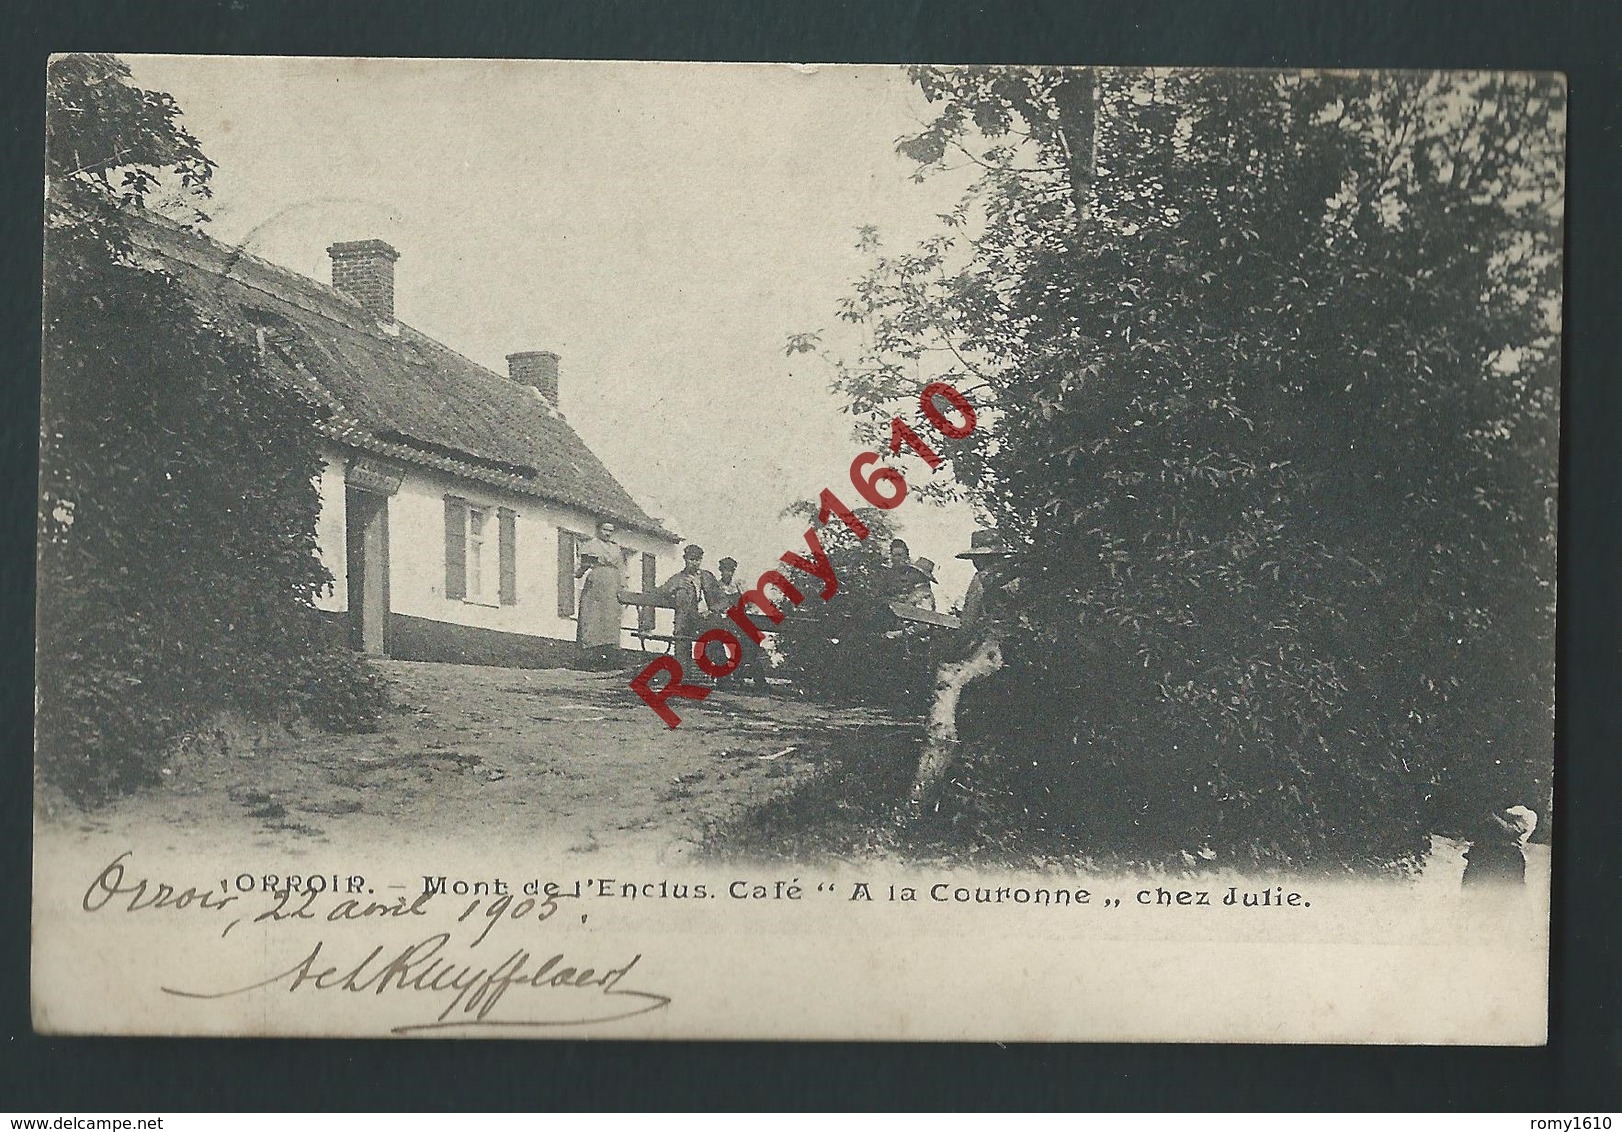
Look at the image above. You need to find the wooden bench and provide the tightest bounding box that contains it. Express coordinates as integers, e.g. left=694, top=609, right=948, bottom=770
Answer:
left=630, top=630, right=678, bottom=653
left=629, top=629, right=782, bottom=653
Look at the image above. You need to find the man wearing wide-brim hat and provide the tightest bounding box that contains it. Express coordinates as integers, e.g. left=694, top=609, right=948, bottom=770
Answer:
left=956, top=528, right=1012, bottom=559
left=956, top=528, right=1014, bottom=641
left=907, top=528, right=1018, bottom=810
left=904, top=556, right=939, bottom=611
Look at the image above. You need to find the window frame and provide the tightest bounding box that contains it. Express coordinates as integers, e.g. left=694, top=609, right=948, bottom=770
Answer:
left=444, top=495, right=517, bottom=608
left=465, top=506, right=494, bottom=605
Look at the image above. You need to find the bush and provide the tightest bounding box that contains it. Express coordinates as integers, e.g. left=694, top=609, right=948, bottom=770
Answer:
left=765, top=500, right=943, bottom=708
left=772, top=592, right=936, bottom=708
left=295, top=646, right=389, bottom=733
left=952, top=642, right=1437, bottom=873
left=34, top=625, right=184, bottom=803
left=37, top=55, right=390, bottom=805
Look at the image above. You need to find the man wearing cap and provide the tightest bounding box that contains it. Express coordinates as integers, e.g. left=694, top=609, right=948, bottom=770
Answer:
left=716, top=556, right=769, bottom=691
left=883, top=555, right=937, bottom=636
left=619, top=544, right=724, bottom=679
left=716, top=556, right=743, bottom=604
left=878, top=555, right=940, bottom=703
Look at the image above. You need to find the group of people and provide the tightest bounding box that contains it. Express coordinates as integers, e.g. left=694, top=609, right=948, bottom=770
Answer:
left=866, top=530, right=1018, bottom=703
left=570, top=523, right=769, bottom=686
left=571, top=516, right=1018, bottom=692
left=878, top=532, right=1021, bottom=643
left=620, top=543, right=771, bottom=689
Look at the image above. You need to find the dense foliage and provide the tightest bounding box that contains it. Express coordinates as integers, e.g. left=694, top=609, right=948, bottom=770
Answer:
left=797, top=69, right=1561, bottom=869
left=766, top=500, right=935, bottom=706
left=38, top=55, right=385, bottom=803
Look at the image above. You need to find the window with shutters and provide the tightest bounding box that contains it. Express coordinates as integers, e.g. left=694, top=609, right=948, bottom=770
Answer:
left=444, top=496, right=516, bottom=607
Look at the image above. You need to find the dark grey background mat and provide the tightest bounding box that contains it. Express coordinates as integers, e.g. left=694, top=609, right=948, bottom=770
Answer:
left=1, top=0, right=1617, bottom=1110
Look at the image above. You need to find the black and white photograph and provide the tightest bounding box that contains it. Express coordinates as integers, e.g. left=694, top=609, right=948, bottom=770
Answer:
left=32, top=56, right=1563, bottom=1041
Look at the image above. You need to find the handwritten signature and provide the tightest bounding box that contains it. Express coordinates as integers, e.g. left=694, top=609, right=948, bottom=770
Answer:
left=163, top=933, right=671, bottom=1034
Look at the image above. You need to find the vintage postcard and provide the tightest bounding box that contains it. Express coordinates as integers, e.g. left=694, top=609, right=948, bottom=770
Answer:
left=33, top=57, right=1562, bottom=1041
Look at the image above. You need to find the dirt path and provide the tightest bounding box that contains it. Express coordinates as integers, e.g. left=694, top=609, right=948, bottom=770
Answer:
left=38, top=660, right=916, bottom=864
left=34, top=659, right=1546, bottom=891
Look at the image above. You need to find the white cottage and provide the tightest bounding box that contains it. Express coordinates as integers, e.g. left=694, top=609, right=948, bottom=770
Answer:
left=136, top=217, right=680, bottom=667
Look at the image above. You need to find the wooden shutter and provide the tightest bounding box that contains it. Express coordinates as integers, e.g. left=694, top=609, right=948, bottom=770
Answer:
left=498, top=508, right=517, bottom=606
left=444, top=496, right=467, bottom=600
left=639, top=552, right=658, bottom=633
left=556, top=529, right=577, bottom=618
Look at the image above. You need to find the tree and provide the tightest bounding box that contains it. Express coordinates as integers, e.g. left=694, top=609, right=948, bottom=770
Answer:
left=38, top=55, right=384, bottom=803
left=800, top=68, right=1562, bottom=869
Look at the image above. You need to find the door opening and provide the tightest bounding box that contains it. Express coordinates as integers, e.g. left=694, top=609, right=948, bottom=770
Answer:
left=344, top=486, right=390, bottom=655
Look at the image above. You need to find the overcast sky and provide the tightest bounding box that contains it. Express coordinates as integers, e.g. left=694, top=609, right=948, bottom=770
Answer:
left=126, top=56, right=983, bottom=604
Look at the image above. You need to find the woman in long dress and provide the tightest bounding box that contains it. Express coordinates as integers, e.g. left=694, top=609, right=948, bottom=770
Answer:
left=575, top=520, right=625, bottom=668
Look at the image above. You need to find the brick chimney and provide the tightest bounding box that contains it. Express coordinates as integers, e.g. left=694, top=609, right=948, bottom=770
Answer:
left=507, top=351, right=561, bottom=407
left=327, top=239, right=400, bottom=323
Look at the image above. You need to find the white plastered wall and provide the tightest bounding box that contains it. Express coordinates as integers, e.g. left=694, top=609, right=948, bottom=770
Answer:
left=311, top=449, right=677, bottom=646
left=385, top=463, right=675, bottom=645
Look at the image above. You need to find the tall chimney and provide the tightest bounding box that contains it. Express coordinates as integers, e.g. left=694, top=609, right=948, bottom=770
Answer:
left=327, top=239, right=400, bottom=323
left=507, top=351, right=561, bottom=407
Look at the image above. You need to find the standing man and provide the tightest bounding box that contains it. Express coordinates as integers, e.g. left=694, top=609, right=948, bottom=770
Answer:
left=956, top=529, right=1016, bottom=644
left=619, top=544, right=724, bottom=680
left=717, top=556, right=769, bottom=691
left=911, top=527, right=1016, bottom=810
